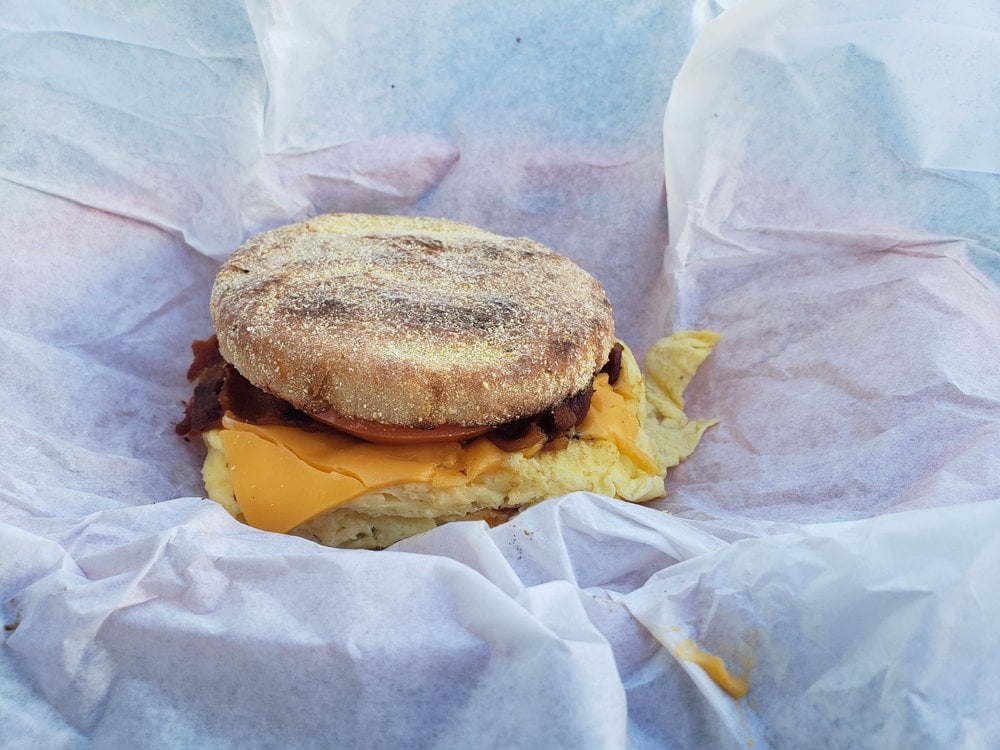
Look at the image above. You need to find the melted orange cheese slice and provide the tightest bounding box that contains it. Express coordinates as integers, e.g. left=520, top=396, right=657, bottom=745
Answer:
left=218, top=372, right=656, bottom=534
left=578, top=373, right=658, bottom=474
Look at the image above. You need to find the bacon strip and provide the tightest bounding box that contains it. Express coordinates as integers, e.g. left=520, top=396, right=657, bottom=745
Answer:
left=175, top=336, right=225, bottom=437
left=177, top=337, right=321, bottom=438
left=177, top=336, right=618, bottom=449
left=601, top=341, right=624, bottom=385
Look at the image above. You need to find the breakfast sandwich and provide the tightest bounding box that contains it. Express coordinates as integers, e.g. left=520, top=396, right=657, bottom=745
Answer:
left=177, top=213, right=719, bottom=549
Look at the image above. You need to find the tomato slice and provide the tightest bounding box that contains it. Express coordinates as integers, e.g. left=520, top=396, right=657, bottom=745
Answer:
left=311, top=408, right=492, bottom=445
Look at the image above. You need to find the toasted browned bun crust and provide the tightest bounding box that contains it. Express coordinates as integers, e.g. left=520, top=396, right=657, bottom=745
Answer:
left=210, top=213, right=615, bottom=427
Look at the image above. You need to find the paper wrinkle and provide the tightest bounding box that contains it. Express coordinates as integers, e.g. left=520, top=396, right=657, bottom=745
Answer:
left=233, top=135, right=464, bottom=241
left=398, top=495, right=723, bottom=596
left=393, top=520, right=527, bottom=598
left=0, top=73, right=259, bottom=256
left=0, top=2, right=257, bottom=63
left=624, top=499, right=1000, bottom=748
left=4, top=500, right=637, bottom=748
left=665, top=5, right=1000, bottom=276
left=660, top=226, right=1000, bottom=520
left=270, top=137, right=459, bottom=199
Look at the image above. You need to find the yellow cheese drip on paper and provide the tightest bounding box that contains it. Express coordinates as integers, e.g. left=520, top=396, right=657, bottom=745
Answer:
left=674, top=639, right=750, bottom=699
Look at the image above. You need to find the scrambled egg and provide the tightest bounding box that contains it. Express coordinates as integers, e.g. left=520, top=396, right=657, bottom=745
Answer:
left=201, top=331, right=719, bottom=548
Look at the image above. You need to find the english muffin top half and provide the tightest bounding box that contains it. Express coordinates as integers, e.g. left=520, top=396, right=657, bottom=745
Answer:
left=210, top=214, right=616, bottom=428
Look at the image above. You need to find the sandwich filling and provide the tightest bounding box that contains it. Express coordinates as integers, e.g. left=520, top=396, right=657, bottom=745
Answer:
left=180, top=331, right=720, bottom=548
left=178, top=335, right=620, bottom=450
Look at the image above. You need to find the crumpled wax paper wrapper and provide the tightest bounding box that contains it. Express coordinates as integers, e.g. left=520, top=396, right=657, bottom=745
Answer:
left=2, top=0, right=999, bottom=747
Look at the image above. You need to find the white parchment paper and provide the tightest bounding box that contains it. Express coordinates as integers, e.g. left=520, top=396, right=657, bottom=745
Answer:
left=2, top=0, right=999, bottom=747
